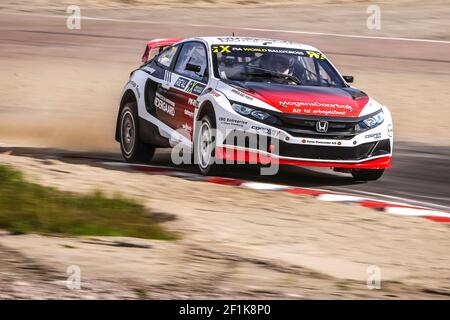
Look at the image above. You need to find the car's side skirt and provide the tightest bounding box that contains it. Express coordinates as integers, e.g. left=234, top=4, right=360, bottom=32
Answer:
left=139, top=117, right=171, bottom=147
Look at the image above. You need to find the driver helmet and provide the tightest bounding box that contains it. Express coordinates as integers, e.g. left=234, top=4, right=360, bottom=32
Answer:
left=260, top=54, right=294, bottom=74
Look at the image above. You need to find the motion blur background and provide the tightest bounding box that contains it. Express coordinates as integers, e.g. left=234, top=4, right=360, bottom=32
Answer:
left=1, top=0, right=449, bottom=149
left=0, top=0, right=449, bottom=299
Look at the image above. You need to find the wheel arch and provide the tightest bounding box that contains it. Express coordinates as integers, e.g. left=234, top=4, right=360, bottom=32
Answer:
left=196, top=100, right=217, bottom=127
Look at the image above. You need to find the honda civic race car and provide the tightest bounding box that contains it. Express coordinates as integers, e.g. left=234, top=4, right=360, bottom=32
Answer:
left=115, top=37, right=393, bottom=181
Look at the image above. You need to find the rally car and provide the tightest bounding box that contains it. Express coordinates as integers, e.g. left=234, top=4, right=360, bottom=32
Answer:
left=115, top=37, right=393, bottom=181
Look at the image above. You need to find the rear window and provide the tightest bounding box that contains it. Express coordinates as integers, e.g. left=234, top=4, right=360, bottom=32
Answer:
left=157, top=46, right=179, bottom=68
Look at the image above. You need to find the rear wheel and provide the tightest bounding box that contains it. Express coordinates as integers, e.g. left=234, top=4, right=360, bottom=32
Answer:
left=119, top=102, right=155, bottom=163
left=350, top=168, right=384, bottom=181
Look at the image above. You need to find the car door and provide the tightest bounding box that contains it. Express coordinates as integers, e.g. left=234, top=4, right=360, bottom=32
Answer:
left=146, top=44, right=180, bottom=127
left=166, top=41, right=209, bottom=140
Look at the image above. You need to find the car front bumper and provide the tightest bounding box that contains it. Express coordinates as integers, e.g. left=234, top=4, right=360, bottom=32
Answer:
left=215, top=119, right=393, bottom=169
left=216, top=145, right=392, bottom=169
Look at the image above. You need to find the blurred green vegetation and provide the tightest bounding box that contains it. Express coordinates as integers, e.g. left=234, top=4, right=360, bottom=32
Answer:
left=0, top=164, right=175, bottom=239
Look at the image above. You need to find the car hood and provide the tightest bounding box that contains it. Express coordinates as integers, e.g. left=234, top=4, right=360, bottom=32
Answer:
left=235, top=82, right=370, bottom=118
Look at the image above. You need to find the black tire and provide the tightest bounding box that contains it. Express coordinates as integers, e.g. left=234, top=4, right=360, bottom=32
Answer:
left=194, top=113, right=220, bottom=175
left=350, top=168, right=384, bottom=181
left=119, top=102, right=155, bottom=163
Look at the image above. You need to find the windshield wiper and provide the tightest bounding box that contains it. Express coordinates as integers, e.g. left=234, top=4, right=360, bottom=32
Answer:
left=241, top=66, right=302, bottom=85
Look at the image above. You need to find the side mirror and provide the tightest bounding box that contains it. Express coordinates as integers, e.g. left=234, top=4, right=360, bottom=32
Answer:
left=343, top=75, right=354, bottom=83
left=185, top=63, right=202, bottom=73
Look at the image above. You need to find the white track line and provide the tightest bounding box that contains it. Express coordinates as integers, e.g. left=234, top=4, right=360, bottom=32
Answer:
left=385, top=207, right=450, bottom=218
left=326, top=187, right=450, bottom=211
left=103, top=161, right=446, bottom=207
left=240, top=182, right=292, bottom=191
left=316, top=194, right=364, bottom=202
left=101, top=161, right=450, bottom=219
left=103, top=161, right=449, bottom=211
left=2, top=12, right=450, bottom=45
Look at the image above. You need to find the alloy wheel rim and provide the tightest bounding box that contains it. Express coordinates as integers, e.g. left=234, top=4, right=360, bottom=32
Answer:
left=121, top=111, right=135, bottom=155
left=198, top=121, right=212, bottom=169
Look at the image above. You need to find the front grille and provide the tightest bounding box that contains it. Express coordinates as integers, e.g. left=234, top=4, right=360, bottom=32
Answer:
left=273, top=113, right=361, bottom=140
left=278, top=141, right=375, bottom=160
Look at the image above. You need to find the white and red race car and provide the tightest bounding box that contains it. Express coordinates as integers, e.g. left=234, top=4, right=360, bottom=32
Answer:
left=115, top=37, right=393, bottom=181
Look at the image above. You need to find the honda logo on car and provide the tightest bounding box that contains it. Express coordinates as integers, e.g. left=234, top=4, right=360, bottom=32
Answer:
left=316, top=121, right=329, bottom=133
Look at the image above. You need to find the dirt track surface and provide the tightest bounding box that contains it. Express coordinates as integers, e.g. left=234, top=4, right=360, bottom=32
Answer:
left=0, top=2, right=450, bottom=299
left=0, top=153, right=449, bottom=299
left=1, top=3, right=450, bottom=149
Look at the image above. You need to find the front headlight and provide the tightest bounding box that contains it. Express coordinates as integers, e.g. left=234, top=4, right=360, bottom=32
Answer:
left=357, top=110, right=384, bottom=130
left=231, top=103, right=278, bottom=125
left=232, top=104, right=256, bottom=116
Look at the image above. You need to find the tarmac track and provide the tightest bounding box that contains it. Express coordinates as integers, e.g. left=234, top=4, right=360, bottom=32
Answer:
left=1, top=143, right=449, bottom=211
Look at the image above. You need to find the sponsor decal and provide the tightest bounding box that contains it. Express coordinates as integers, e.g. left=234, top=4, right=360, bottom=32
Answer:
left=306, top=50, right=326, bottom=60
left=300, top=139, right=342, bottom=145
left=212, top=44, right=320, bottom=58
left=214, top=38, right=297, bottom=46
left=251, top=125, right=280, bottom=137
left=212, top=45, right=231, bottom=53
left=185, top=81, right=196, bottom=93
left=280, top=100, right=355, bottom=116
left=182, top=123, right=192, bottom=133
left=154, top=92, right=175, bottom=116
left=219, top=116, right=248, bottom=128
left=294, top=108, right=346, bottom=116
left=215, top=37, right=264, bottom=43
left=216, top=37, right=240, bottom=42
left=268, top=48, right=306, bottom=55
left=387, top=124, right=393, bottom=137
left=145, top=66, right=156, bottom=74
left=192, top=83, right=206, bottom=95
left=280, top=101, right=354, bottom=111
left=229, top=47, right=306, bottom=56
left=231, top=88, right=253, bottom=101
left=186, top=81, right=206, bottom=96
left=365, top=132, right=382, bottom=139
left=184, top=109, right=194, bottom=118
left=174, top=77, right=190, bottom=90
left=187, top=98, right=197, bottom=107
left=220, top=46, right=312, bottom=57
left=239, top=47, right=268, bottom=53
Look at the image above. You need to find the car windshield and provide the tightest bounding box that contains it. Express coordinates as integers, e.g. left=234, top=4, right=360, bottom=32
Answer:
left=211, top=45, right=345, bottom=87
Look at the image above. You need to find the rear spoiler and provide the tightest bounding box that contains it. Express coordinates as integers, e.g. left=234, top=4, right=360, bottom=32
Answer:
left=141, top=38, right=182, bottom=63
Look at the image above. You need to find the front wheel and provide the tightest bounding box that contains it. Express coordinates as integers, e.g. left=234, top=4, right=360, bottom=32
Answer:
left=119, top=102, right=155, bottom=163
left=194, top=114, right=220, bottom=175
left=350, top=168, right=384, bottom=181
